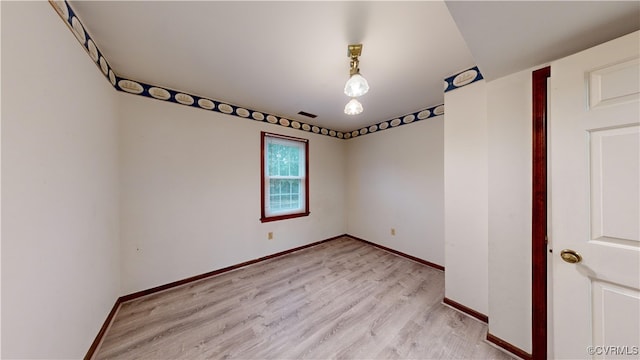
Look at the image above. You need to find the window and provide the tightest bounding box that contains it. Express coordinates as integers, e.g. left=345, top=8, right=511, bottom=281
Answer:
left=260, top=132, right=309, bottom=222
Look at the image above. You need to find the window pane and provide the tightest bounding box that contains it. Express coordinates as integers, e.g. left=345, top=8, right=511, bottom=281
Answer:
left=279, top=155, right=289, bottom=176
left=267, top=143, right=277, bottom=175
left=290, top=148, right=299, bottom=176
left=268, top=179, right=302, bottom=211
left=270, top=195, right=280, bottom=211
left=268, top=142, right=301, bottom=177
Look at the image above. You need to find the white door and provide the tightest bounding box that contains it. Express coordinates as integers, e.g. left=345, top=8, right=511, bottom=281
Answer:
left=550, top=31, right=640, bottom=359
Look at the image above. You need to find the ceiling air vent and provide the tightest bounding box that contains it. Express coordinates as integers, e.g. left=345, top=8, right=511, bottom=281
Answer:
left=297, top=111, right=317, bottom=119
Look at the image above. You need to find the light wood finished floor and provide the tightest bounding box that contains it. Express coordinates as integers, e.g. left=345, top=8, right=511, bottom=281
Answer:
left=95, top=237, right=513, bottom=359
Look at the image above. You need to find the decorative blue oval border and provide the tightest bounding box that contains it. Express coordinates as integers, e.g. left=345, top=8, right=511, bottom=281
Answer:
left=49, top=0, right=118, bottom=89
left=50, top=0, right=448, bottom=140
left=114, top=77, right=350, bottom=138
left=444, top=66, right=484, bottom=93
left=344, top=104, right=444, bottom=139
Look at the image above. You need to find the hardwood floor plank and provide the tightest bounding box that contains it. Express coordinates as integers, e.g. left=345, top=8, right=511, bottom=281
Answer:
left=94, top=237, right=513, bottom=359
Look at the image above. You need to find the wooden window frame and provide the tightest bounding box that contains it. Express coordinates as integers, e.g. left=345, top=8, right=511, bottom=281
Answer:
left=260, top=132, right=310, bottom=223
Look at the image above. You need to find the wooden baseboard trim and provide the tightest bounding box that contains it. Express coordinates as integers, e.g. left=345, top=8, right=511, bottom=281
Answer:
left=120, top=234, right=345, bottom=302
left=442, top=297, right=488, bottom=323
left=345, top=234, right=445, bottom=271
left=487, top=333, right=532, bottom=360
left=84, top=298, right=122, bottom=360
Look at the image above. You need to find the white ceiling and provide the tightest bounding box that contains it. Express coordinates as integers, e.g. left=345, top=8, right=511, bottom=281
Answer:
left=446, top=1, right=640, bottom=81
left=69, top=1, right=639, bottom=133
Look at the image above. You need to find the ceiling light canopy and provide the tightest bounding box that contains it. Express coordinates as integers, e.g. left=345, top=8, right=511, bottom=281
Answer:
left=344, top=44, right=368, bottom=115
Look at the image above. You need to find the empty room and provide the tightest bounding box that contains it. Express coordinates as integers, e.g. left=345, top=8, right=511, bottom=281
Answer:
left=2, top=1, right=639, bottom=359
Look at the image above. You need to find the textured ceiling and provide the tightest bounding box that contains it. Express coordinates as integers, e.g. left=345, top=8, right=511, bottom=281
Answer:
left=67, top=1, right=640, bottom=133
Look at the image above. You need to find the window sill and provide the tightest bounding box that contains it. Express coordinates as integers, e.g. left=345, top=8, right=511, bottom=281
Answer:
left=260, top=211, right=310, bottom=223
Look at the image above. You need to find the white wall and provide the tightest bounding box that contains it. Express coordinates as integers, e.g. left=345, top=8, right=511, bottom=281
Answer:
left=443, top=80, right=489, bottom=315
left=487, top=69, right=534, bottom=352
left=1, top=2, right=121, bottom=358
left=444, top=70, right=537, bottom=353
left=118, top=94, right=346, bottom=294
left=345, top=118, right=444, bottom=266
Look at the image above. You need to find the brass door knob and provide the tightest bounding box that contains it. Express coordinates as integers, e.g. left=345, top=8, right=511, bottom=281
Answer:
left=560, top=249, right=582, bottom=264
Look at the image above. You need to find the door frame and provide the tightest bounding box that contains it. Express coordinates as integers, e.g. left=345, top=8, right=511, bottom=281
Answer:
left=532, top=66, right=551, bottom=360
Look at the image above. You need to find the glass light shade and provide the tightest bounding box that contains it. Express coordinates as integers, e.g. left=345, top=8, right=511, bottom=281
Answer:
left=344, top=73, right=369, bottom=97
left=344, top=98, right=363, bottom=115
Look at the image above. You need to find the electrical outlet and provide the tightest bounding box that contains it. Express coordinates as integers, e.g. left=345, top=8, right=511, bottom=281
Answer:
left=391, top=228, right=396, bottom=236
left=268, top=232, right=273, bottom=240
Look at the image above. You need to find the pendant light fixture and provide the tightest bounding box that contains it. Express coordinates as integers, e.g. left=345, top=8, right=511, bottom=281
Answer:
left=344, top=44, right=368, bottom=115
left=344, top=98, right=363, bottom=115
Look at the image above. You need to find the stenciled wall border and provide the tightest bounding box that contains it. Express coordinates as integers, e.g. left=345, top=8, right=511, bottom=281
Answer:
left=343, top=103, right=444, bottom=139
left=49, top=0, right=117, bottom=89
left=444, top=66, right=484, bottom=92
left=115, top=77, right=349, bottom=138
left=51, top=0, right=452, bottom=140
